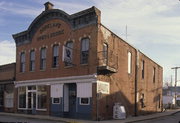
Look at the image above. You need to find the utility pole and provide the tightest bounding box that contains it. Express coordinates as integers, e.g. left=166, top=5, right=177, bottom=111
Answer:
left=171, top=67, right=180, bottom=107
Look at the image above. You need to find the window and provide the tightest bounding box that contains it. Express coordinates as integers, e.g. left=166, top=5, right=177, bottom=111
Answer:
left=65, top=41, right=73, bottom=66
left=142, top=60, right=145, bottom=79
left=0, top=85, right=4, bottom=106
left=20, top=52, right=25, bottom=72
left=80, top=38, right=89, bottom=64
left=103, top=43, right=108, bottom=64
left=153, top=67, right=156, bottom=83
left=128, top=52, right=132, bottom=74
left=4, top=84, right=14, bottom=108
left=30, top=50, right=35, bottom=71
left=37, top=86, right=47, bottom=109
left=52, top=98, right=60, bottom=104
left=52, top=45, right=59, bottom=68
left=80, top=98, right=90, bottom=105
left=40, top=48, right=46, bottom=70
left=158, top=94, right=161, bottom=108
left=18, top=86, right=26, bottom=108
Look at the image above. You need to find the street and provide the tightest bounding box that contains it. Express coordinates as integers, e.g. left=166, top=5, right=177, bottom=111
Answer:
left=133, top=112, right=180, bottom=123
left=0, top=114, right=65, bottom=123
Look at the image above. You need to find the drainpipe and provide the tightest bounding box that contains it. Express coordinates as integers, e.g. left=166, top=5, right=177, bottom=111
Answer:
left=134, top=49, right=139, bottom=116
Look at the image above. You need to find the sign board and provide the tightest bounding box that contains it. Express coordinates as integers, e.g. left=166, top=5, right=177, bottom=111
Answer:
left=62, top=45, right=73, bottom=63
left=97, top=81, right=110, bottom=94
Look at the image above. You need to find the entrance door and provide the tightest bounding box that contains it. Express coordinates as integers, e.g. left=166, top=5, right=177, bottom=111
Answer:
left=68, top=83, right=77, bottom=118
left=28, top=92, right=36, bottom=114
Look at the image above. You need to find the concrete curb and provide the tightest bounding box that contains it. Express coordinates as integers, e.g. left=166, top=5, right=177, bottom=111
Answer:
left=0, top=109, right=180, bottom=123
left=125, top=109, right=180, bottom=123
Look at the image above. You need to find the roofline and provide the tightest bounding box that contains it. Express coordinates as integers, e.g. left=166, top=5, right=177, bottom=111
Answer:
left=100, top=24, right=162, bottom=68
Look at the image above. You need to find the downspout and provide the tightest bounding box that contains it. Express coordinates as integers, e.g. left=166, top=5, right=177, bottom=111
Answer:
left=134, top=49, right=139, bottom=116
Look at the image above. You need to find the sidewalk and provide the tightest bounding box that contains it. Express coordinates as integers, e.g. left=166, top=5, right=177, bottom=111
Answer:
left=0, top=109, right=180, bottom=123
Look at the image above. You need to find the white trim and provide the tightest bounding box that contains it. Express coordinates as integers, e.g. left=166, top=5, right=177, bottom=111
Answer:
left=14, top=74, right=97, bottom=87
left=36, top=109, right=47, bottom=111
left=79, top=97, right=90, bottom=105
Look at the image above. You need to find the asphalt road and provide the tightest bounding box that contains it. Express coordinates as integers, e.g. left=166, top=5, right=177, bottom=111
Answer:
left=0, top=114, right=65, bottom=123
left=133, top=112, right=180, bottom=123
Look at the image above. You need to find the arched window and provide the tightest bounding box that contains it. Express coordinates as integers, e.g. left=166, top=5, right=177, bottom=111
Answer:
left=52, top=45, right=59, bottom=68
left=80, top=38, right=89, bottom=64
left=40, top=47, right=46, bottom=70
left=20, top=52, right=25, bottom=72
left=64, top=41, right=73, bottom=66
left=30, top=50, right=35, bottom=71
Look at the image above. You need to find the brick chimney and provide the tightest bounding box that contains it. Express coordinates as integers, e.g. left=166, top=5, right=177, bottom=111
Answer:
left=44, top=2, right=54, bottom=11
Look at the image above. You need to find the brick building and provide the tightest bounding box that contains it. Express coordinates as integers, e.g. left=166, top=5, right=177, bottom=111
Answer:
left=12, top=2, right=163, bottom=120
left=0, top=63, right=15, bottom=113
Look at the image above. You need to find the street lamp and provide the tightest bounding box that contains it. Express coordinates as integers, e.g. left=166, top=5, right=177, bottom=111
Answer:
left=171, top=67, right=180, bottom=107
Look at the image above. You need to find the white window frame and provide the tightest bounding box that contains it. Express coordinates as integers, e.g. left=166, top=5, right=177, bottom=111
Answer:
left=128, top=51, right=132, bottom=74
left=18, top=86, right=27, bottom=110
left=30, top=50, right=35, bottom=71
left=36, top=85, right=47, bottom=111
left=52, top=97, right=61, bottom=104
left=79, top=97, right=90, bottom=105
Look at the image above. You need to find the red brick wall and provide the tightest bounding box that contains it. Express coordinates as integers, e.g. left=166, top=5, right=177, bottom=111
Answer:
left=0, top=63, right=15, bottom=81
left=94, top=24, right=163, bottom=119
left=16, top=19, right=98, bottom=81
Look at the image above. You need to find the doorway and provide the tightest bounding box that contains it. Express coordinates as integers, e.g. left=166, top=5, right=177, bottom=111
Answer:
left=27, top=86, right=36, bottom=114
left=63, top=83, right=77, bottom=118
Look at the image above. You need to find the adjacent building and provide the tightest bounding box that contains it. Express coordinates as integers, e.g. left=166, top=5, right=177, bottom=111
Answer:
left=163, top=86, right=180, bottom=108
left=0, top=63, right=15, bottom=112
left=11, top=2, right=163, bottom=120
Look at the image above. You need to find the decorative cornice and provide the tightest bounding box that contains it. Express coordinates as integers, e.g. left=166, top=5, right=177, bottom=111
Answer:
left=12, top=6, right=100, bottom=47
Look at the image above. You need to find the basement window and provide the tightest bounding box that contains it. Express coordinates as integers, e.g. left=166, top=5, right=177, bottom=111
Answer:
left=52, top=98, right=60, bottom=104
left=80, top=98, right=90, bottom=105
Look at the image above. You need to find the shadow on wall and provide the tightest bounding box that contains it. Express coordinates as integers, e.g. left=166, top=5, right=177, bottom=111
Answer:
left=96, top=90, right=161, bottom=120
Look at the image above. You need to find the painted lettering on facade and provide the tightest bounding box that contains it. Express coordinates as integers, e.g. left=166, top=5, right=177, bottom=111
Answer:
left=37, top=22, right=64, bottom=41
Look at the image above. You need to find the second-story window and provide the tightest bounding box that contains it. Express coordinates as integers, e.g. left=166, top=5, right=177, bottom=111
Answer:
left=52, top=45, right=59, bottom=68
left=65, top=41, right=73, bottom=66
left=142, top=60, right=145, bottom=79
left=30, top=50, right=35, bottom=71
left=80, top=38, right=89, bottom=64
left=40, top=47, right=46, bottom=70
left=128, top=52, right=132, bottom=74
left=20, top=52, right=25, bottom=72
left=103, top=43, right=108, bottom=64
left=153, top=67, right=156, bottom=83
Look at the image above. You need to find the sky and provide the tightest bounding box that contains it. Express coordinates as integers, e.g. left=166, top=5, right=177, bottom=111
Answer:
left=0, top=0, right=180, bottom=86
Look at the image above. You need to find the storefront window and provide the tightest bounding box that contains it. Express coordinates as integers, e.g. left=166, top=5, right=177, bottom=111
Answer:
left=18, top=86, right=26, bottom=108
left=4, top=84, right=14, bottom=108
left=37, top=86, right=47, bottom=109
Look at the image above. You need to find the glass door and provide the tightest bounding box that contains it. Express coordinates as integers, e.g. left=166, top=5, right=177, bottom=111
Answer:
left=28, top=92, right=36, bottom=114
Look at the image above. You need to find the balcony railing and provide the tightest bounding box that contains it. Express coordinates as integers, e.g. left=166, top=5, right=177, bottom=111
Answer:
left=97, top=50, right=118, bottom=74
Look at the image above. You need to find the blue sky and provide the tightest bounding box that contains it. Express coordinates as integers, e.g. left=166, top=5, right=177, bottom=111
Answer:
left=0, top=0, right=180, bottom=85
